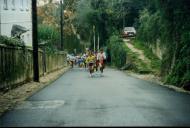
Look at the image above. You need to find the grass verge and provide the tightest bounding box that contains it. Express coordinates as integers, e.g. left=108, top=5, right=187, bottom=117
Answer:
left=124, top=38, right=161, bottom=75
left=132, top=39, right=161, bottom=75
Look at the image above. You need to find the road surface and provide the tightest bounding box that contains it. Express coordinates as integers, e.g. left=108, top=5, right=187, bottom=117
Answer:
left=1, top=67, right=190, bottom=126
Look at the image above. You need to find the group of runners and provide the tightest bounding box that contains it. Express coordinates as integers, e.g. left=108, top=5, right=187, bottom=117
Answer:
left=67, top=48, right=107, bottom=77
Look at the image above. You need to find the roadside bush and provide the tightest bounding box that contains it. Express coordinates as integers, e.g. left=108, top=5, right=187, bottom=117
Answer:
left=38, top=24, right=60, bottom=53
left=0, top=35, right=24, bottom=47
left=108, top=35, right=126, bottom=68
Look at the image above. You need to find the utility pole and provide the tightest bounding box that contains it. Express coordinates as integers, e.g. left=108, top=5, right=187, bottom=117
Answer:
left=32, top=0, right=39, bottom=82
left=60, top=0, right=64, bottom=50
left=111, top=0, right=113, bottom=7
left=98, top=34, right=99, bottom=52
left=120, top=0, right=125, bottom=29
left=123, top=6, right=125, bottom=29
left=93, top=25, right=96, bottom=53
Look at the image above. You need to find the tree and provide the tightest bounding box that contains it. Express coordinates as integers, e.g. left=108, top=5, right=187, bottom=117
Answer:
left=37, top=0, right=85, bottom=53
left=137, top=0, right=190, bottom=86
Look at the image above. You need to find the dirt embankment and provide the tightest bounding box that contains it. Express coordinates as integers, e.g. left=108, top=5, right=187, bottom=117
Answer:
left=124, top=39, right=190, bottom=94
left=126, top=42, right=151, bottom=64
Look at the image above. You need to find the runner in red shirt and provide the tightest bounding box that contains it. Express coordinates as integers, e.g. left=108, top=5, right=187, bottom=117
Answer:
left=97, top=48, right=107, bottom=75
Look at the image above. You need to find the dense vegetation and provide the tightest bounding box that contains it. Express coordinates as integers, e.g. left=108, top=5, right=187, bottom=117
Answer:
left=75, top=0, right=190, bottom=87
left=37, top=0, right=83, bottom=54
left=37, top=0, right=190, bottom=87
left=0, top=35, right=25, bottom=47
left=137, top=0, right=190, bottom=87
left=108, top=34, right=127, bottom=68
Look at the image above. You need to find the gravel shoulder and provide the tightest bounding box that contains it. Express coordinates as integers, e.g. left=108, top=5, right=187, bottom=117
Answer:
left=125, top=70, right=190, bottom=95
left=0, top=66, right=71, bottom=117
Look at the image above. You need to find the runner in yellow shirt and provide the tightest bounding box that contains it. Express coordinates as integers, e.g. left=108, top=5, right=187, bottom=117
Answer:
left=86, top=51, right=96, bottom=77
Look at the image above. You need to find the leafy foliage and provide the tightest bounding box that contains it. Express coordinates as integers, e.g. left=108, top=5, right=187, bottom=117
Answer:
left=133, top=40, right=161, bottom=75
left=136, top=0, right=190, bottom=86
left=38, top=24, right=60, bottom=53
left=0, top=35, right=25, bottom=47
left=37, top=0, right=85, bottom=53
left=108, top=34, right=126, bottom=68
left=37, top=0, right=190, bottom=87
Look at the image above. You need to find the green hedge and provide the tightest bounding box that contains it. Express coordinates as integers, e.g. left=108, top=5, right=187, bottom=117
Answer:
left=0, top=35, right=25, bottom=47
left=108, top=35, right=126, bottom=68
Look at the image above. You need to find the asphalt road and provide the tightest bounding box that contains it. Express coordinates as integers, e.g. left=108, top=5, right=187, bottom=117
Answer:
left=1, top=67, right=190, bottom=126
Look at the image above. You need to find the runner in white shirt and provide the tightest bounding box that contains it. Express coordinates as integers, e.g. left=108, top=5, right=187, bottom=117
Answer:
left=97, top=48, right=107, bottom=75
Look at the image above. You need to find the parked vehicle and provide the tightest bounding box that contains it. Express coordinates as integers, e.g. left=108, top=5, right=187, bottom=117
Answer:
left=122, top=27, right=136, bottom=38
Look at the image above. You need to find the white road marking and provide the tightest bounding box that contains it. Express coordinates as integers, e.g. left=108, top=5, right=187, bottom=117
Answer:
left=15, top=100, right=65, bottom=110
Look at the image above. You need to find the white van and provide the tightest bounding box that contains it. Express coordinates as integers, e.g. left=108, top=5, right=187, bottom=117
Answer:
left=122, top=27, right=136, bottom=38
